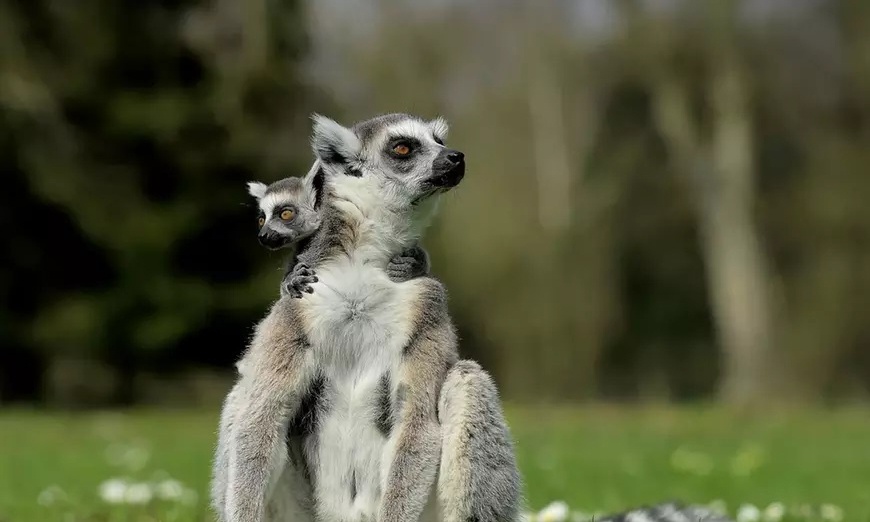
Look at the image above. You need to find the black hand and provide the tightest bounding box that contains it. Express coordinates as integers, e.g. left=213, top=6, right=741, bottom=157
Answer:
left=386, top=246, right=429, bottom=282
left=283, top=263, right=318, bottom=298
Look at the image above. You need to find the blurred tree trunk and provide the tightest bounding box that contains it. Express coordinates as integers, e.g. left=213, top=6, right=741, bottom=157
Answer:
left=523, top=16, right=612, bottom=401
left=528, top=58, right=572, bottom=233
left=527, top=56, right=579, bottom=400
left=651, top=55, right=776, bottom=406
left=706, top=58, right=777, bottom=404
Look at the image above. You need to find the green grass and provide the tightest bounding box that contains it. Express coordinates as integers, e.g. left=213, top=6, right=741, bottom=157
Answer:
left=0, top=406, right=868, bottom=521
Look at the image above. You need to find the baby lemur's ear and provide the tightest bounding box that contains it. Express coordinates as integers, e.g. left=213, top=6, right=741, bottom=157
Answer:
left=247, top=181, right=268, bottom=200
left=310, top=114, right=362, bottom=166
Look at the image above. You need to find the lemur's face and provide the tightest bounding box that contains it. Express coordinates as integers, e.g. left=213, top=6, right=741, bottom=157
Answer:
left=358, top=115, right=464, bottom=206
left=247, top=175, right=321, bottom=250
left=310, top=113, right=465, bottom=215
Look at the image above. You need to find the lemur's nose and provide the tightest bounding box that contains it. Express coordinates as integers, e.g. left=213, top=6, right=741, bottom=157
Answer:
left=447, top=151, right=464, bottom=164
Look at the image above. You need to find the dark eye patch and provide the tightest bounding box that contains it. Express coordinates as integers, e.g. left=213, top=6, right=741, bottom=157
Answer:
left=387, top=137, right=421, bottom=159
left=433, top=135, right=444, bottom=146
left=273, top=205, right=297, bottom=219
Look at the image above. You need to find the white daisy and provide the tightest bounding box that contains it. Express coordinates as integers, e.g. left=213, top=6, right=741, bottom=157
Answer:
left=156, top=479, right=186, bottom=501
left=737, top=503, right=761, bottom=522
left=124, top=482, right=154, bottom=505
left=820, top=504, right=843, bottom=522
left=538, top=500, right=570, bottom=522
left=98, top=478, right=128, bottom=504
left=763, top=502, right=785, bottom=521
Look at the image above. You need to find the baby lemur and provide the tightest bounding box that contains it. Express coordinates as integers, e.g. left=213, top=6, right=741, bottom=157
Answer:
left=246, top=166, right=432, bottom=297
left=213, top=113, right=521, bottom=522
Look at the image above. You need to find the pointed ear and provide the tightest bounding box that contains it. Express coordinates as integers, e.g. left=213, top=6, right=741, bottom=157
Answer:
left=429, top=116, right=449, bottom=143
left=310, top=113, right=362, bottom=165
left=302, top=161, right=326, bottom=210
left=247, top=181, right=268, bottom=200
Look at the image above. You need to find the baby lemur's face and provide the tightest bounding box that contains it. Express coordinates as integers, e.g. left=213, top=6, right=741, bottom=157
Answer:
left=247, top=175, right=321, bottom=250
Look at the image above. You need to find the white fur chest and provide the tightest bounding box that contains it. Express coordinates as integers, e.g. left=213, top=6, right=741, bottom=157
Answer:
left=298, top=257, right=419, bottom=521
left=302, top=257, right=418, bottom=366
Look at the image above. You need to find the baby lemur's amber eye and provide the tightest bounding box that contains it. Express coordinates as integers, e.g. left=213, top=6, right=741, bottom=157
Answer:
left=280, top=208, right=295, bottom=221
left=392, top=143, right=411, bottom=156
left=258, top=217, right=265, bottom=227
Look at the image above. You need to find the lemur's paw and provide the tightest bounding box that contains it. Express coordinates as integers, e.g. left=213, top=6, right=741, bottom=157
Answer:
left=386, top=247, right=428, bottom=282
left=386, top=256, right=418, bottom=280
left=283, top=263, right=318, bottom=298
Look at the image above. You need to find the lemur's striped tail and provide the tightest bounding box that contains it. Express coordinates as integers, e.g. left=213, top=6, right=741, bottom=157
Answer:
left=594, top=501, right=732, bottom=522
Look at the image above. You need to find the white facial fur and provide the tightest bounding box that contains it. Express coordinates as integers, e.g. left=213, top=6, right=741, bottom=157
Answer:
left=311, top=114, right=454, bottom=244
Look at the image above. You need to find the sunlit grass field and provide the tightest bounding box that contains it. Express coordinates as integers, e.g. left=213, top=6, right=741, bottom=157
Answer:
left=0, top=406, right=868, bottom=521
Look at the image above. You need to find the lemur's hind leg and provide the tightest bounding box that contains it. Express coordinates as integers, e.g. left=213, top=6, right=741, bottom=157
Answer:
left=263, top=455, right=315, bottom=522
left=437, top=360, right=522, bottom=522
left=213, top=378, right=315, bottom=522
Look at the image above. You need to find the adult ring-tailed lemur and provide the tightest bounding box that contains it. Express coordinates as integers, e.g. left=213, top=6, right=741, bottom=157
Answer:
left=212, top=113, right=521, bottom=522
left=212, top=113, right=733, bottom=522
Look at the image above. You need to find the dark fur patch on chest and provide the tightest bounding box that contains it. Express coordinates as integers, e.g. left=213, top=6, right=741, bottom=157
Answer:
left=288, top=374, right=326, bottom=437
left=374, top=373, right=395, bottom=436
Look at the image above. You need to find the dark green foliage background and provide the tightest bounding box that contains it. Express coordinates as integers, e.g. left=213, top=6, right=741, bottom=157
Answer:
left=0, top=0, right=324, bottom=405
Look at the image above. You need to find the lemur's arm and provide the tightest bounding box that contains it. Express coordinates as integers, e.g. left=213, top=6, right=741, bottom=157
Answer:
left=282, top=262, right=318, bottom=299
left=379, top=280, right=455, bottom=522
left=211, top=380, right=243, bottom=522
left=281, top=242, right=318, bottom=299
left=220, top=299, right=316, bottom=522
left=282, top=243, right=429, bottom=299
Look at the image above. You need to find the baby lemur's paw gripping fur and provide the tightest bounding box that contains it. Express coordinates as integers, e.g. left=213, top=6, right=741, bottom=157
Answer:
left=282, top=263, right=318, bottom=299
left=386, top=245, right=430, bottom=282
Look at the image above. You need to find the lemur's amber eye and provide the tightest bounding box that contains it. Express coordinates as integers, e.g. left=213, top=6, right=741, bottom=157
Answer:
left=258, top=217, right=265, bottom=227
left=280, top=209, right=295, bottom=221
left=392, top=143, right=411, bottom=156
